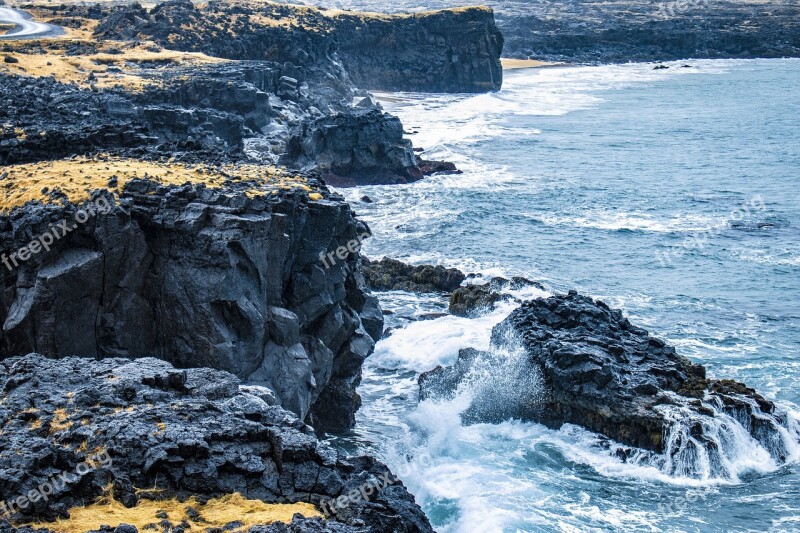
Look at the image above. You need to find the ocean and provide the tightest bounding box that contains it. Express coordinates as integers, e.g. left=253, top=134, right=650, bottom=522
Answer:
left=325, top=59, right=800, bottom=532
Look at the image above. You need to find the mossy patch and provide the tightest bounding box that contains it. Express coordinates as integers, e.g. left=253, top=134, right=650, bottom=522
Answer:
left=25, top=493, right=321, bottom=533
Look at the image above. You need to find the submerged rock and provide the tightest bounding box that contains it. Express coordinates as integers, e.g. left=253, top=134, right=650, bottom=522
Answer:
left=0, top=355, right=433, bottom=532
left=420, top=291, right=800, bottom=479
left=449, top=277, right=545, bottom=317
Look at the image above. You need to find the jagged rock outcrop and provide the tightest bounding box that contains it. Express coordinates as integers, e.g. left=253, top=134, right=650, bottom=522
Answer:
left=0, top=36, right=454, bottom=184
left=0, top=58, right=348, bottom=166
left=0, top=177, right=381, bottom=433
left=361, top=257, right=465, bottom=293
left=0, top=355, right=433, bottom=532
left=0, top=75, right=158, bottom=166
left=93, top=1, right=503, bottom=93
left=420, top=291, right=800, bottom=478
left=282, top=111, right=420, bottom=186
left=0, top=70, right=268, bottom=166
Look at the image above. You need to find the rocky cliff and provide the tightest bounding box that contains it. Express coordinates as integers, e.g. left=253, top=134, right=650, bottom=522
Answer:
left=496, top=0, right=800, bottom=63
left=0, top=354, right=433, bottom=532
left=1, top=0, right=488, bottom=184
left=93, top=0, right=503, bottom=93
left=330, top=7, right=503, bottom=92
left=0, top=158, right=381, bottom=434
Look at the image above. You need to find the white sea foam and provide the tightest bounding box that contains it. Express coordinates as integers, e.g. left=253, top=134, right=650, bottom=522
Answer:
left=530, top=210, right=726, bottom=233
left=348, top=58, right=800, bottom=531
left=371, top=291, right=800, bottom=488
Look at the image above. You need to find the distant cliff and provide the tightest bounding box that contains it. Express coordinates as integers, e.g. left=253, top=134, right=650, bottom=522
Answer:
left=496, top=0, right=800, bottom=63
left=94, top=0, right=503, bottom=93
left=331, top=7, right=503, bottom=92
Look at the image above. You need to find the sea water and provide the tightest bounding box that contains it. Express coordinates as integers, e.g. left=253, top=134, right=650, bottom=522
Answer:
left=327, top=59, right=800, bottom=532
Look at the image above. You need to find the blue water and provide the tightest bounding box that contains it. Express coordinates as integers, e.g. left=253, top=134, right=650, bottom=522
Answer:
left=328, top=59, right=800, bottom=532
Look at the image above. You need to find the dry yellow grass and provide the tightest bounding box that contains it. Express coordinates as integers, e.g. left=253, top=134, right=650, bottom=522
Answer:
left=0, top=156, right=320, bottom=213
left=25, top=493, right=321, bottom=533
left=49, top=408, right=73, bottom=434
left=0, top=42, right=226, bottom=90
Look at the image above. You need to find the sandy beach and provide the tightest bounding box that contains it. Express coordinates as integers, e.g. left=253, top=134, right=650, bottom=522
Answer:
left=501, top=58, right=562, bottom=70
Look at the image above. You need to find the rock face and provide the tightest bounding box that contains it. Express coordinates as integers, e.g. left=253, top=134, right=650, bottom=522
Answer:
left=94, top=1, right=503, bottom=93
left=496, top=0, right=800, bottom=63
left=0, top=59, right=349, bottom=165
left=361, top=257, right=465, bottom=293
left=0, top=180, right=381, bottom=434
left=282, top=110, right=421, bottom=186
left=420, top=292, right=799, bottom=478
left=331, top=7, right=503, bottom=92
left=0, top=355, right=433, bottom=532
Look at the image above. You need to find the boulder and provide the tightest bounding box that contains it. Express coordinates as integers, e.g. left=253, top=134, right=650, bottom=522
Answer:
left=282, top=111, right=422, bottom=186
left=449, top=276, right=546, bottom=316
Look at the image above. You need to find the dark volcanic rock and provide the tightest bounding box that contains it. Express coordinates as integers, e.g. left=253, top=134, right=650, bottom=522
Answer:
left=0, top=76, right=156, bottom=166
left=0, top=65, right=282, bottom=166
left=421, top=291, right=799, bottom=477
left=496, top=0, right=800, bottom=63
left=417, top=159, right=461, bottom=176
left=0, top=181, right=381, bottom=434
left=361, top=257, right=466, bottom=293
left=449, top=277, right=544, bottom=317
left=449, top=284, right=511, bottom=317
left=0, top=35, right=449, bottom=185
left=282, top=110, right=421, bottom=186
left=419, top=347, right=484, bottom=402
left=0, top=355, right=433, bottom=532
left=332, top=7, right=503, bottom=93
left=94, top=2, right=503, bottom=93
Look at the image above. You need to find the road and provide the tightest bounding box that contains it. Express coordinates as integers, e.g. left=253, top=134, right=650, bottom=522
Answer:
left=0, top=6, right=62, bottom=39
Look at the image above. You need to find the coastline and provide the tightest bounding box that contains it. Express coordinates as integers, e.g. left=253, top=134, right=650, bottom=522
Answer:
left=0, top=0, right=798, bottom=531
left=501, top=57, right=563, bottom=70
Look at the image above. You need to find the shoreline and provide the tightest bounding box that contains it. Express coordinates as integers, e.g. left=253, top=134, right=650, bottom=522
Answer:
left=501, top=57, right=564, bottom=70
